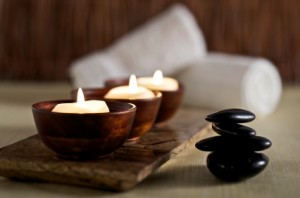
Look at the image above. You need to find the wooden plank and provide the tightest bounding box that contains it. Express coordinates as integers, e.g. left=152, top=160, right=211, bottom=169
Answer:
left=0, top=108, right=210, bottom=191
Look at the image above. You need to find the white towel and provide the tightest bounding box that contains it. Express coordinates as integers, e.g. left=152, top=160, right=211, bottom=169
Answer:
left=69, top=4, right=206, bottom=88
left=70, top=53, right=129, bottom=88
left=176, top=53, right=282, bottom=117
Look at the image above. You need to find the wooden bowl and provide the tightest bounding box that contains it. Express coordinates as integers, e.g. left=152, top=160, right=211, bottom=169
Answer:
left=104, top=77, right=184, bottom=125
left=72, top=88, right=162, bottom=141
left=32, top=100, right=136, bottom=160
left=155, top=83, right=184, bottom=125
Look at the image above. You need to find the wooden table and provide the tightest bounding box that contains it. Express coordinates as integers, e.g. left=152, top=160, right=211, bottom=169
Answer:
left=0, top=82, right=299, bottom=198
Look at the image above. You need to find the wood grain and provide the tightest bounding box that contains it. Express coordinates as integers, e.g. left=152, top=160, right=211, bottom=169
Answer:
left=0, top=0, right=300, bottom=83
left=0, top=108, right=210, bottom=191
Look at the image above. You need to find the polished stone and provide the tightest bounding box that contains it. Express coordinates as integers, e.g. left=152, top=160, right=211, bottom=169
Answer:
left=195, top=136, right=272, bottom=151
left=205, top=109, right=255, bottom=123
left=212, top=123, right=256, bottom=137
left=207, top=152, right=269, bottom=181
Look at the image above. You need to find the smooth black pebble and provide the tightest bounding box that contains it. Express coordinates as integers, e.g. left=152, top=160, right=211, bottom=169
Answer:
left=212, top=123, right=256, bottom=137
left=206, top=109, right=255, bottom=123
left=195, top=136, right=272, bottom=151
left=207, top=152, right=269, bottom=181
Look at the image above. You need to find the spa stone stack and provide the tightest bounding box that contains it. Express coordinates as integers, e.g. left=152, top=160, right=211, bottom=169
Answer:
left=196, top=109, right=272, bottom=181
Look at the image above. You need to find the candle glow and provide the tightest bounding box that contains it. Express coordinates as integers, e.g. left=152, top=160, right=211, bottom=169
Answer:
left=77, top=88, right=85, bottom=106
left=104, top=75, right=155, bottom=100
left=138, top=70, right=179, bottom=91
left=52, top=88, right=109, bottom=114
left=152, top=70, right=163, bottom=85
left=129, top=75, right=138, bottom=94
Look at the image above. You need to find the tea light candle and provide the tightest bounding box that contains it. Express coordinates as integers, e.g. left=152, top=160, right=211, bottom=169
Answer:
left=52, top=88, right=109, bottom=113
left=137, top=70, right=179, bottom=91
left=104, top=75, right=155, bottom=99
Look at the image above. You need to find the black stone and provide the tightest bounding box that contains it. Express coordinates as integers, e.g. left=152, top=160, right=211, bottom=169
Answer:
left=207, top=152, right=269, bottom=181
left=195, top=136, right=272, bottom=152
left=206, top=109, right=255, bottom=123
left=212, top=123, right=256, bottom=137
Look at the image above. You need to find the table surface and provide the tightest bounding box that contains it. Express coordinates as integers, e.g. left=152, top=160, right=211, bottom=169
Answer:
left=0, top=82, right=299, bottom=198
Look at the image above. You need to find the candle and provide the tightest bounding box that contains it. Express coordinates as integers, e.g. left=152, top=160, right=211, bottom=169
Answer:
left=104, top=75, right=155, bottom=99
left=137, top=70, right=179, bottom=91
left=52, top=88, right=109, bottom=113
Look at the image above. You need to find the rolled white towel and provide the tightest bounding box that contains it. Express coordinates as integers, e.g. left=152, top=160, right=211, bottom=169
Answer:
left=176, top=52, right=282, bottom=117
left=69, top=4, right=206, bottom=88
left=70, top=53, right=129, bottom=88
left=108, top=3, right=206, bottom=76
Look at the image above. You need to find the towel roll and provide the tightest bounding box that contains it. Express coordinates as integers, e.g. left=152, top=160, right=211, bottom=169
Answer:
left=176, top=53, right=282, bottom=117
left=70, top=4, right=206, bottom=88
left=108, top=4, right=206, bottom=76
left=70, top=53, right=129, bottom=88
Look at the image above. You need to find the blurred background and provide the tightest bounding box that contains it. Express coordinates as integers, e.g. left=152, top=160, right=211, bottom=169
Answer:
left=0, top=2, right=300, bottom=196
left=0, top=0, right=299, bottom=84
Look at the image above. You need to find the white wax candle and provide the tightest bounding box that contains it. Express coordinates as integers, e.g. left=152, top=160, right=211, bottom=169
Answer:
left=104, top=75, right=155, bottom=100
left=137, top=70, right=179, bottom=91
left=52, top=88, right=109, bottom=114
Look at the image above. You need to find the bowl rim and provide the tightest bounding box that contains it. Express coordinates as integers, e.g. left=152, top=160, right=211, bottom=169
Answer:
left=72, top=87, right=163, bottom=102
left=155, top=82, right=184, bottom=93
left=103, top=77, right=185, bottom=93
left=32, top=100, right=136, bottom=115
left=104, top=90, right=162, bottom=102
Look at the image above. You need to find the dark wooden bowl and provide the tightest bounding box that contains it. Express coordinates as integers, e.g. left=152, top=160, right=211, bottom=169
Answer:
left=72, top=88, right=162, bottom=141
left=155, top=83, right=184, bottom=125
left=32, top=100, right=136, bottom=160
left=104, top=77, right=184, bottom=125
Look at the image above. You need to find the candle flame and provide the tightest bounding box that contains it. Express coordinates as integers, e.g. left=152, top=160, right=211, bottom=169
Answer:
left=77, top=88, right=85, bottom=105
left=152, top=70, right=163, bottom=85
left=129, top=74, right=138, bottom=94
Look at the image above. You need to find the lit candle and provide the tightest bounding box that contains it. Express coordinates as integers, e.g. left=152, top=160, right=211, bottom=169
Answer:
left=137, top=70, right=179, bottom=91
left=104, top=75, right=155, bottom=99
left=52, top=88, right=109, bottom=113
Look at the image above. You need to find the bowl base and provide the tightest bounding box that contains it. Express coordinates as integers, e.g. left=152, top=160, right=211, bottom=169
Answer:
left=126, top=137, right=140, bottom=142
left=54, top=153, right=113, bottom=161
left=154, top=122, right=168, bottom=128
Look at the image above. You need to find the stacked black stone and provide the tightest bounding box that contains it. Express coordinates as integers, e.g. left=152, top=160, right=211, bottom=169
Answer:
left=195, top=109, right=272, bottom=181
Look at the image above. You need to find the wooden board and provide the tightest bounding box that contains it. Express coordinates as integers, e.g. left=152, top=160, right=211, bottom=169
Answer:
left=0, top=108, right=210, bottom=191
